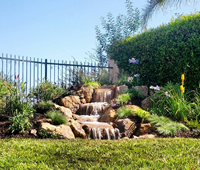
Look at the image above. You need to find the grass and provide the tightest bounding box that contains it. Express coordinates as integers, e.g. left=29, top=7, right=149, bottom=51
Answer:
left=0, top=138, right=200, bottom=169
left=45, top=110, right=67, bottom=125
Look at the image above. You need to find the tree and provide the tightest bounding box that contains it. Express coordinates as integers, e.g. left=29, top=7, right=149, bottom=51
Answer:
left=88, top=0, right=140, bottom=66
left=142, top=0, right=198, bottom=30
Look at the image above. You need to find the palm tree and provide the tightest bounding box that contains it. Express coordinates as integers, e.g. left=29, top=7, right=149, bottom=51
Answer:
left=142, top=0, right=198, bottom=30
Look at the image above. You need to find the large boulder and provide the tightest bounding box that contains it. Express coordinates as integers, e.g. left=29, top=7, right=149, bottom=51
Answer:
left=77, top=86, right=94, bottom=103
left=60, top=95, right=81, bottom=114
left=135, top=123, right=154, bottom=136
left=98, top=107, right=117, bottom=123
left=114, top=85, right=128, bottom=98
left=134, top=86, right=148, bottom=97
left=69, top=119, right=87, bottom=139
left=141, top=97, right=151, bottom=111
left=115, top=118, right=137, bottom=138
left=40, top=122, right=75, bottom=139
left=53, top=103, right=73, bottom=118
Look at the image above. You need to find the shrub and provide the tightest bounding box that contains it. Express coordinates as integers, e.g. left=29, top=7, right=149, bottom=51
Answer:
left=147, top=114, right=188, bottom=136
left=46, top=111, right=67, bottom=125
left=185, top=118, right=200, bottom=130
left=127, top=87, right=145, bottom=99
left=116, top=93, right=131, bottom=105
left=108, top=12, right=200, bottom=92
left=83, top=81, right=101, bottom=89
left=136, top=109, right=150, bottom=123
left=116, top=107, right=134, bottom=119
left=9, top=110, right=32, bottom=134
left=34, top=100, right=54, bottom=113
left=29, top=80, right=66, bottom=102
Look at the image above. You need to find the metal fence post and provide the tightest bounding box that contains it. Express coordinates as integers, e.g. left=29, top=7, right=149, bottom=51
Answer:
left=45, top=59, right=47, bottom=81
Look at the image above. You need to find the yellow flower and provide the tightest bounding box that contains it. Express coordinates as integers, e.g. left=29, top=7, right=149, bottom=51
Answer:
left=181, top=74, right=185, bottom=80
left=180, top=85, right=185, bottom=94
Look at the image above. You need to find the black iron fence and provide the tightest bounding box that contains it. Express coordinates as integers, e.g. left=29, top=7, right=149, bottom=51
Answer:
left=0, top=53, right=113, bottom=93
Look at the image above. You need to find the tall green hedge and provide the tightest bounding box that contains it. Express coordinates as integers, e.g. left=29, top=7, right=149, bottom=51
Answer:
left=108, top=13, right=200, bottom=91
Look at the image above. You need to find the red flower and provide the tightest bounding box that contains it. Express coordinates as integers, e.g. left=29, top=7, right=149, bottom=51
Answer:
left=15, top=74, right=19, bottom=79
left=44, top=87, right=46, bottom=91
left=9, top=85, right=12, bottom=88
left=3, top=83, right=7, bottom=86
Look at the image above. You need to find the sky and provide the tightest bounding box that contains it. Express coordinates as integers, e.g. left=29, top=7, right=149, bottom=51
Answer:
left=0, top=0, right=200, bottom=63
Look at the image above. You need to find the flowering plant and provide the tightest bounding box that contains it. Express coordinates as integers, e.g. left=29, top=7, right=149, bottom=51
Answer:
left=3, top=75, right=34, bottom=116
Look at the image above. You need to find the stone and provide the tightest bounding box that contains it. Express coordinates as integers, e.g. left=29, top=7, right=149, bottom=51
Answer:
left=61, top=95, right=81, bottom=114
left=141, top=97, right=151, bottom=111
left=101, top=85, right=116, bottom=91
left=115, top=118, right=137, bottom=138
left=134, top=86, right=148, bottom=97
left=114, top=85, right=128, bottom=98
left=30, top=129, right=37, bottom=136
left=98, top=107, right=117, bottom=123
left=69, top=119, right=87, bottom=139
left=135, top=123, right=154, bottom=136
left=138, top=134, right=156, bottom=139
left=77, top=86, right=94, bottom=103
left=80, top=98, right=86, bottom=104
left=40, top=122, right=75, bottom=139
left=92, top=89, right=114, bottom=103
left=53, top=103, right=73, bottom=118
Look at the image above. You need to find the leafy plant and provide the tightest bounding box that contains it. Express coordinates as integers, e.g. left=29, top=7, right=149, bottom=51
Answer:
left=127, top=87, right=145, bottom=99
left=185, top=118, right=200, bottom=130
left=147, top=114, right=188, bottom=136
left=116, top=107, right=135, bottom=119
left=149, top=82, right=191, bottom=120
left=136, top=109, right=150, bottom=123
left=46, top=111, right=67, bottom=125
left=116, top=93, right=131, bottom=105
left=37, top=129, right=60, bottom=139
left=83, top=81, right=101, bottom=89
left=34, top=100, right=53, bottom=113
left=29, top=80, right=66, bottom=102
left=2, top=77, right=34, bottom=116
left=9, top=110, right=32, bottom=134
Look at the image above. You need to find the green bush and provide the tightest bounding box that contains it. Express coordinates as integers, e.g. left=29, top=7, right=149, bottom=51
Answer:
left=148, top=114, right=188, bottom=136
left=116, top=107, right=134, bottom=119
left=108, top=12, right=200, bottom=92
left=34, top=100, right=53, bottom=113
left=29, top=80, right=66, bottom=102
left=46, top=111, right=67, bottom=125
left=116, top=93, right=131, bottom=105
left=83, top=81, right=101, bottom=89
left=9, top=110, right=32, bottom=134
left=127, top=87, right=145, bottom=99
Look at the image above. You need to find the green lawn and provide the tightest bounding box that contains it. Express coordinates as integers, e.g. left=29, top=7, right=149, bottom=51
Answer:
left=0, top=138, right=200, bottom=169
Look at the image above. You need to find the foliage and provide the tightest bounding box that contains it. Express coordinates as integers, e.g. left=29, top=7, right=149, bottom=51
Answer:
left=83, top=81, right=101, bottom=89
left=108, top=12, right=200, bottom=92
left=185, top=118, right=200, bottom=130
left=116, top=93, right=131, bottom=105
left=29, top=80, right=66, bottom=102
left=148, top=114, right=188, bottom=136
left=136, top=109, right=150, bottom=123
left=34, top=100, right=54, bottom=113
left=116, top=107, right=134, bottom=118
left=9, top=110, right=32, bottom=134
left=45, top=111, right=67, bottom=125
left=89, top=0, right=140, bottom=66
left=150, top=82, right=200, bottom=121
left=37, top=129, right=60, bottom=139
left=2, top=79, right=34, bottom=116
left=127, top=87, right=145, bottom=99
left=1, top=138, right=200, bottom=169
left=141, top=0, right=198, bottom=29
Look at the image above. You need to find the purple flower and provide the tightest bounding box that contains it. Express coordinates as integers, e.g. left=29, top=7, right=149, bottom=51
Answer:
left=129, top=58, right=139, bottom=64
left=134, top=74, right=140, bottom=77
left=165, top=91, right=170, bottom=97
